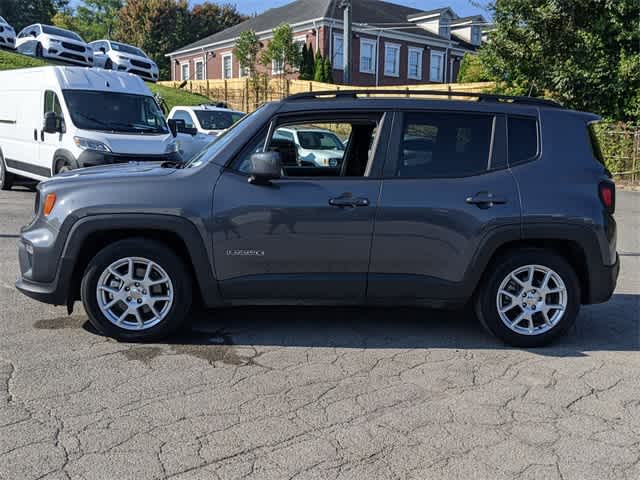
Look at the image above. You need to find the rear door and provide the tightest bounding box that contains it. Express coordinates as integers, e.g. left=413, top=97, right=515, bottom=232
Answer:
left=368, top=110, right=521, bottom=305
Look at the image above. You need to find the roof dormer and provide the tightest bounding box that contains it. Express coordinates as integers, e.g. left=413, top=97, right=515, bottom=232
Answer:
left=407, top=7, right=457, bottom=40
left=450, top=15, right=486, bottom=46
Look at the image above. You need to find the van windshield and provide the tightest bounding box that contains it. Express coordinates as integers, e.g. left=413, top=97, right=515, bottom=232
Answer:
left=63, top=90, right=169, bottom=134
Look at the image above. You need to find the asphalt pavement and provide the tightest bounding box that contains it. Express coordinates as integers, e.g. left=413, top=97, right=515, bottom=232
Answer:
left=0, top=187, right=638, bottom=480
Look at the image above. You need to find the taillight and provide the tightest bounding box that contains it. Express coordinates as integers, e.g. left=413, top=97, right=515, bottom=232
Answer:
left=599, top=181, right=615, bottom=214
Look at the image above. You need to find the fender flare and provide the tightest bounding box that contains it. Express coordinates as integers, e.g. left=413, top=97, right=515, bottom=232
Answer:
left=52, top=149, right=79, bottom=174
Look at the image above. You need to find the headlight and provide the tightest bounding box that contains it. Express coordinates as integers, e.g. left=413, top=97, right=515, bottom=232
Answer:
left=165, top=141, right=178, bottom=154
left=49, top=38, right=61, bottom=44
left=74, top=137, right=111, bottom=152
left=116, top=55, right=129, bottom=61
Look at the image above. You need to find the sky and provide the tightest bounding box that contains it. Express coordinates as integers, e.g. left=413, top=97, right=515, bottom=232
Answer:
left=69, top=1, right=488, bottom=18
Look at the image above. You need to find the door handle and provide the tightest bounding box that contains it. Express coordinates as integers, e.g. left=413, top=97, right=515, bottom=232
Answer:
left=329, top=196, right=370, bottom=208
left=40, top=130, right=44, bottom=142
left=33, top=129, right=38, bottom=141
left=466, top=192, right=507, bottom=209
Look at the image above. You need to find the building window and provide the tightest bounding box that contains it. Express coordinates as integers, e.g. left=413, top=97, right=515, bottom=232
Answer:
left=471, top=27, right=481, bottom=44
left=272, top=58, right=284, bottom=75
left=222, top=54, right=233, bottom=79
left=430, top=51, right=444, bottom=82
left=384, top=43, right=400, bottom=77
left=240, top=65, right=250, bottom=77
left=359, top=38, right=377, bottom=74
left=408, top=47, right=423, bottom=80
left=195, top=60, right=204, bottom=80
left=439, top=20, right=451, bottom=38
left=181, top=63, right=189, bottom=81
left=333, top=33, right=344, bottom=70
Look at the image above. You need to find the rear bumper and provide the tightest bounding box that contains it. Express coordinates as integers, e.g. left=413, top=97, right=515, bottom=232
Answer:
left=587, top=253, right=620, bottom=304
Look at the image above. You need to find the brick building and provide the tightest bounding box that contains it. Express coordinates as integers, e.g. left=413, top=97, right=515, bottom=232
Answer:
left=166, top=0, right=487, bottom=85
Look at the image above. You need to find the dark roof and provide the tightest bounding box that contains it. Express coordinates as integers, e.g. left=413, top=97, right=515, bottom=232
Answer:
left=406, top=7, right=455, bottom=21
left=168, top=0, right=469, bottom=56
left=451, top=15, right=485, bottom=25
left=451, top=33, right=478, bottom=51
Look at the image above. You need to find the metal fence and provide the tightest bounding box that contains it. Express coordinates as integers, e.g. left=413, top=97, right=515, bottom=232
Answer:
left=595, top=123, right=640, bottom=184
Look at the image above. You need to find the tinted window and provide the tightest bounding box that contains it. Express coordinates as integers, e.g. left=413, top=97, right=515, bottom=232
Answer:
left=508, top=117, right=538, bottom=165
left=587, top=122, right=606, bottom=167
left=172, top=110, right=194, bottom=128
left=110, top=41, right=146, bottom=57
left=44, top=91, right=62, bottom=116
left=42, top=25, right=82, bottom=41
left=297, top=131, right=345, bottom=150
left=395, top=112, right=493, bottom=178
left=273, top=130, right=294, bottom=141
left=195, top=110, right=244, bottom=130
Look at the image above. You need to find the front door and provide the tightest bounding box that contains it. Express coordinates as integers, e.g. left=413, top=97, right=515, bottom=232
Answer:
left=212, top=113, right=390, bottom=302
left=368, top=111, right=522, bottom=305
left=40, top=90, right=66, bottom=175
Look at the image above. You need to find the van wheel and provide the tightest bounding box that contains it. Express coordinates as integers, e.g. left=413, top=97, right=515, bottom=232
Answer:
left=35, top=43, right=43, bottom=58
left=55, top=159, right=72, bottom=175
left=81, top=238, right=192, bottom=342
left=0, top=153, right=14, bottom=191
left=475, top=249, right=581, bottom=348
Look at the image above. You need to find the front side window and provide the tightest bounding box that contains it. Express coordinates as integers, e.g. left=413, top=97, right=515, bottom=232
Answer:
left=408, top=47, right=423, bottom=80
left=181, top=63, right=189, bottom=81
left=359, top=39, right=376, bottom=74
left=394, top=112, right=493, bottom=178
left=384, top=43, right=400, bottom=77
left=430, top=51, right=444, bottom=82
left=508, top=117, right=539, bottom=165
left=172, top=110, right=194, bottom=128
left=44, top=90, right=63, bottom=116
left=63, top=90, right=168, bottom=134
left=223, top=55, right=233, bottom=79
left=234, top=118, right=380, bottom=176
left=333, top=34, right=344, bottom=70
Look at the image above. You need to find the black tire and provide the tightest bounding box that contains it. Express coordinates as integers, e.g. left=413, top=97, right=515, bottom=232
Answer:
left=55, top=159, right=72, bottom=175
left=0, top=152, right=14, bottom=191
left=35, top=42, right=43, bottom=58
left=475, top=248, right=581, bottom=348
left=81, top=238, right=192, bottom=342
left=105, top=59, right=113, bottom=70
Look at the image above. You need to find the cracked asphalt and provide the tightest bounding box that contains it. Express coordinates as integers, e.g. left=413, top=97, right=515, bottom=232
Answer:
left=0, top=188, right=638, bottom=480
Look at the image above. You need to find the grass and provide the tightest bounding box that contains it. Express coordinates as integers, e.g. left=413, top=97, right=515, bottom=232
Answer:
left=0, top=49, right=209, bottom=111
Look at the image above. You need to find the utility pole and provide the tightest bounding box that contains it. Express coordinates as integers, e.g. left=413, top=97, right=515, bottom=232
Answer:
left=340, top=0, right=352, bottom=85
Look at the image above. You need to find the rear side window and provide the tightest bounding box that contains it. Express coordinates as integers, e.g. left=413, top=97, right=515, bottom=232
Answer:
left=508, top=117, right=538, bottom=165
left=394, top=112, right=493, bottom=178
left=587, top=122, right=606, bottom=166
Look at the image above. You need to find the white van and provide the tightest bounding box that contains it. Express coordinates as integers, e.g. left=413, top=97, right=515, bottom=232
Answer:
left=0, top=66, right=181, bottom=188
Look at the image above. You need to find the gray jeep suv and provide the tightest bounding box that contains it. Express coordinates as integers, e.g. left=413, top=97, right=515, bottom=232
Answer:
left=15, top=90, right=619, bottom=347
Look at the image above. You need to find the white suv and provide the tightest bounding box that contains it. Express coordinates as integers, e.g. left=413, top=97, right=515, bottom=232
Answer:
left=273, top=126, right=346, bottom=167
left=90, top=40, right=159, bottom=82
left=16, top=24, right=92, bottom=66
left=168, top=104, right=245, bottom=137
left=0, top=16, right=16, bottom=50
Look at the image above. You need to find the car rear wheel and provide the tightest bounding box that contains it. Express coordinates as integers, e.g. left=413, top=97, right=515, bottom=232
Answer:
left=81, top=239, right=192, bottom=342
left=35, top=42, right=43, bottom=58
left=475, top=249, right=580, bottom=347
left=0, top=152, right=14, bottom=191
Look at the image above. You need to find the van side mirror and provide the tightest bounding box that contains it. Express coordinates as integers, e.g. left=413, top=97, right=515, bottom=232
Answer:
left=167, top=118, right=180, bottom=138
left=100, top=47, right=106, bottom=54
left=248, top=151, right=282, bottom=185
left=43, top=111, right=62, bottom=134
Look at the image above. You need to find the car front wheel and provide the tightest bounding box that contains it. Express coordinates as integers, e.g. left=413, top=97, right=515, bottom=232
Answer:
left=81, top=239, right=192, bottom=342
left=476, top=249, right=581, bottom=347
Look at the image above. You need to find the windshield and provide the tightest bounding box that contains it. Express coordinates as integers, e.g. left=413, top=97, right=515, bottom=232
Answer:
left=42, top=25, right=83, bottom=41
left=110, top=41, right=147, bottom=58
left=195, top=110, right=244, bottom=130
left=63, top=90, right=169, bottom=134
left=186, top=107, right=264, bottom=168
left=297, top=130, right=345, bottom=150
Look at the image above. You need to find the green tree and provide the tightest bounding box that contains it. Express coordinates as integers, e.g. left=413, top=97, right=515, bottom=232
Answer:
left=298, top=43, right=311, bottom=80
left=189, top=2, right=245, bottom=45
left=313, top=52, right=324, bottom=82
left=75, top=0, right=123, bottom=40
left=322, top=56, right=333, bottom=84
left=260, top=23, right=301, bottom=93
left=234, top=29, right=264, bottom=105
left=479, top=0, right=640, bottom=121
left=457, top=52, right=490, bottom=83
left=115, top=0, right=191, bottom=80
left=0, top=0, right=68, bottom=31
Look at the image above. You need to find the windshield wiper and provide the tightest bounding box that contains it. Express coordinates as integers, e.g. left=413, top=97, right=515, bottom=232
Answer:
left=74, top=111, right=114, bottom=129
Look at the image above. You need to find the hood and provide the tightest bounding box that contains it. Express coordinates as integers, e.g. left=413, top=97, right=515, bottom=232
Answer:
left=45, top=162, right=176, bottom=185
left=48, top=35, right=87, bottom=49
left=113, top=51, right=157, bottom=69
left=76, top=132, right=174, bottom=155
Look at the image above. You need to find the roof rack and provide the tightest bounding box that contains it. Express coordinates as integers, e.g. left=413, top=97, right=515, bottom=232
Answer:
left=284, top=89, right=562, bottom=108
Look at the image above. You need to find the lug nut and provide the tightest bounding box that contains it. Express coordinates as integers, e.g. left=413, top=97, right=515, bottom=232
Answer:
left=137, top=299, right=142, bottom=304
left=531, top=305, right=536, bottom=310
left=135, top=282, right=140, bottom=287
left=127, top=297, right=132, bottom=302
left=125, top=287, right=130, bottom=292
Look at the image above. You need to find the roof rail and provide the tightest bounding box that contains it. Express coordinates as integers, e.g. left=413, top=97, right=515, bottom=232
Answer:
left=284, top=89, right=562, bottom=108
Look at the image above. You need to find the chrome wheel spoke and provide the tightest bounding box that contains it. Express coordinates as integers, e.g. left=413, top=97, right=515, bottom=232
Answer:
left=97, top=257, right=174, bottom=332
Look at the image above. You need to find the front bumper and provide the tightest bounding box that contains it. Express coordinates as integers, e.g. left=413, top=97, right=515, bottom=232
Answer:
left=114, top=62, right=159, bottom=82
left=587, top=253, right=620, bottom=304
left=77, top=150, right=180, bottom=168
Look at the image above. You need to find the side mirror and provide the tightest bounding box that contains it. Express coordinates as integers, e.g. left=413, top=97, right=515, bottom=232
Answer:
left=248, top=151, right=282, bottom=185
left=43, top=111, right=61, bottom=134
left=167, top=118, right=180, bottom=138
left=100, top=47, right=106, bottom=54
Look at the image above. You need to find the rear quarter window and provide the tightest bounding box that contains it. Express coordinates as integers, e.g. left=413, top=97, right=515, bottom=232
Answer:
left=587, top=122, right=606, bottom=167
left=507, top=117, right=539, bottom=165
